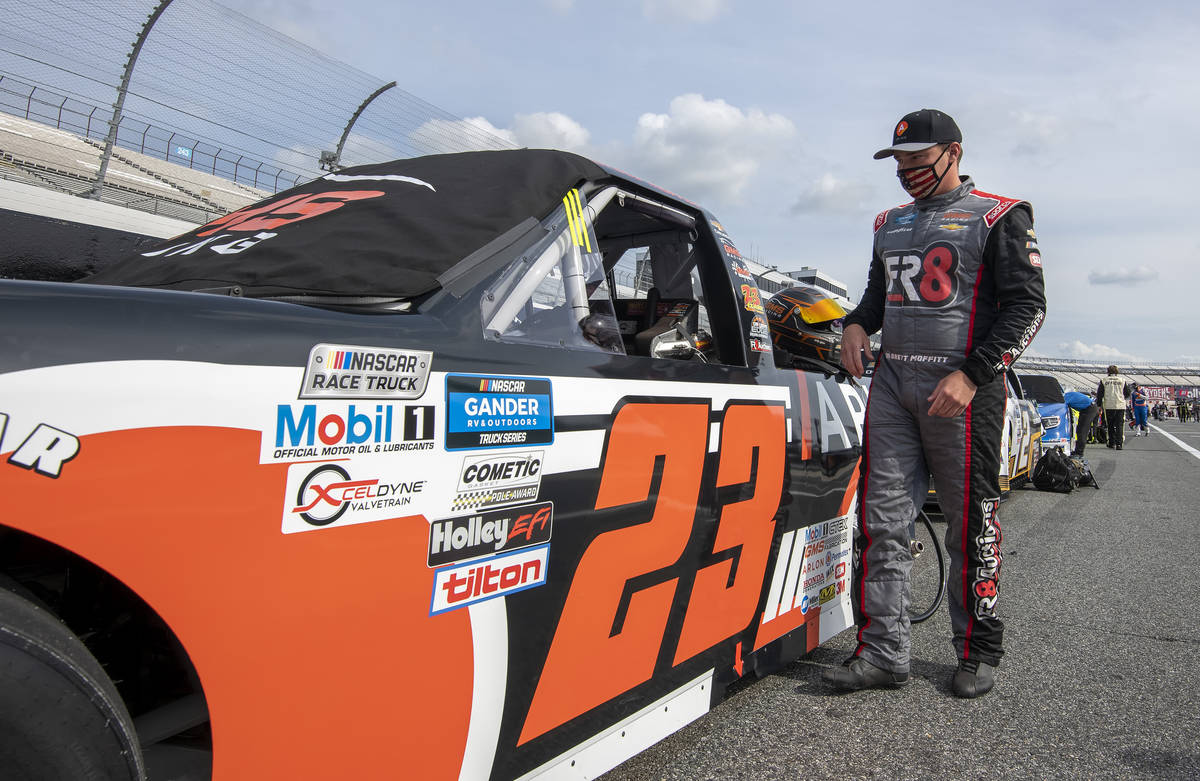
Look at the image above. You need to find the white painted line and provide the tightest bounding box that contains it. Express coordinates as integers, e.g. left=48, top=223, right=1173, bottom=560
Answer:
left=1149, top=424, right=1200, bottom=462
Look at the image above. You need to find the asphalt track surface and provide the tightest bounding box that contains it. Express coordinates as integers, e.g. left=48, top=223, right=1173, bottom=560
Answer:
left=601, top=418, right=1200, bottom=781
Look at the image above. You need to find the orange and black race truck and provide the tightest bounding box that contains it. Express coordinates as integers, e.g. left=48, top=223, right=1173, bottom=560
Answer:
left=0, top=149, right=865, bottom=780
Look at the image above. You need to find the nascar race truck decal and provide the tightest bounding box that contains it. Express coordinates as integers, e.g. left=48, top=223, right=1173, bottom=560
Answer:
left=0, top=149, right=864, bottom=780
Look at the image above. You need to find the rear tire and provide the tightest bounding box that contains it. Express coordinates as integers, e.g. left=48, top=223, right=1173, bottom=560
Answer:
left=0, top=587, right=145, bottom=780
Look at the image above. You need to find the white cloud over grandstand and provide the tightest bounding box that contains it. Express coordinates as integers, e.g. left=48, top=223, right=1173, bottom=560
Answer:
left=1057, top=341, right=1145, bottom=365
left=510, top=113, right=591, bottom=151
left=624, top=94, right=795, bottom=203
left=476, top=94, right=794, bottom=206
left=407, top=117, right=516, bottom=155
left=1088, top=266, right=1159, bottom=286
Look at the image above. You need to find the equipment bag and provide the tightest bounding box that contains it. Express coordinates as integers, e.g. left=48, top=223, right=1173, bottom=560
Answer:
left=1033, top=447, right=1080, bottom=493
left=1068, top=455, right=1100, bottom=489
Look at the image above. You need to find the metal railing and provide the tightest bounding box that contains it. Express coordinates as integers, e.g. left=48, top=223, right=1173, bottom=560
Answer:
left=0, top=75, right=303, bottom=194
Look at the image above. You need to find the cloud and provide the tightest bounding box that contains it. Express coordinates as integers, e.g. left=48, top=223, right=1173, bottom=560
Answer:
left=626, top=94, right=795, bottom=203
left=642, top=0, right=727, bottom=22
left=408, top=117, right=516, bottom=154
left=790, top=173, right=875, bottom=216
left=1056, top=340, right=1145, bottom=364
left=1088, top=266, right=1159, bottom=285
left=1005, top=109, right=1068, bottom=158
left=510, top=112, right=590, bottom=151
left=542, top=0, right=574, bottom=12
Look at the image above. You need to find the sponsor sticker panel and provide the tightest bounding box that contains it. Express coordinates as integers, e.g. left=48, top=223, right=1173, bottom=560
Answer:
left=428, top=501, right=553, bottom=567
left=300, top=343, right=432, bottom=399
left=281, top=461, right=430, bottom=534
left=430, top=543, right=550, bottom=616
left=266, top=401, right=437, bottom=463
left=454, top=450, right=544, bottom=511
left=446, top=374, right=553, bottom=451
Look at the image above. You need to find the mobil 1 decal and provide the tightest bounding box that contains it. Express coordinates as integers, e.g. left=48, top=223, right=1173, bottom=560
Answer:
left=445, top=374, right=553, bottom=450
left=266, top=401, right=435, bottom=462
left=300, top=343, right=432, bottom=399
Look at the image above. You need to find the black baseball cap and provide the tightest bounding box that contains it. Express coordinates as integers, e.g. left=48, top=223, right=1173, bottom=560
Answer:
left=873, top=109, right=962, bottom=160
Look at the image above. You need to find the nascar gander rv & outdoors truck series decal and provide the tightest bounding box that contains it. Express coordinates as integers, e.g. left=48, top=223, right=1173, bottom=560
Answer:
left=0, top=150, right=866, bottom=780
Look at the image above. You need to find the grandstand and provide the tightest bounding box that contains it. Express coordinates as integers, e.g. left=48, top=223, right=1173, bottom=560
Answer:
left=0, top=108, right=267, bottom=225
left=1014, top=356, right=1200, bottom=399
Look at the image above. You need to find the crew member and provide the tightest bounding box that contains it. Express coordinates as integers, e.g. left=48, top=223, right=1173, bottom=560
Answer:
left=827, top=109, right=1046, bottom=699
left=1097, top=366, right=1130, bottom=449
left=1064, top=390, right=1100, bottom=457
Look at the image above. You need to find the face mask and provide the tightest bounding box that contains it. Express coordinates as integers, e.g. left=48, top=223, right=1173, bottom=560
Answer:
left=897, top=145, right=951, bottom=199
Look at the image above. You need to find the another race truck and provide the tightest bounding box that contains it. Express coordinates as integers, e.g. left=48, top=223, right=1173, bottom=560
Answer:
left=1018, top=372, right=1071, bottom=453
left=0, top=149, right=866, bottom=780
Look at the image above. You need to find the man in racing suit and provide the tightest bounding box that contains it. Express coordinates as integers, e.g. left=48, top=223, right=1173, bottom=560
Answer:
left=825, top=109, right=1046, bottom=698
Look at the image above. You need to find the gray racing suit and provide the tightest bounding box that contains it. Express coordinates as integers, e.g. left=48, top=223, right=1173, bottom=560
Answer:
left=843, top=176, right=1046, bottom=672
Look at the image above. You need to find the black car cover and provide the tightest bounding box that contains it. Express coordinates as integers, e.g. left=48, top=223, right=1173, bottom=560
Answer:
left=83, top=149, right=608, bottom=299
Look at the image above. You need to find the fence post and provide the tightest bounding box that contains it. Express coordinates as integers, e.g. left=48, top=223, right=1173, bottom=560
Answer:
left=26, top=86, right=34, bottom=120
left=89, top=0, right=175, bottom=199
left=86, top=107, right=96, bottom=139
left=321, top=81, right=397, bottom=171
left=141, top=123, right=150, bottom=154
left=56, top=96, right=67, bottom=129
left=234, top=154, right=243, bottom=184
left=252, top=161, right=262, bottom=188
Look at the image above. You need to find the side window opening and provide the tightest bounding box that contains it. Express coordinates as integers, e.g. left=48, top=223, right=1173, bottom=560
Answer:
left=593, top=191, right=742, bottom=366
left=481, top=190, right=623, bottom=354
left=480, top=184, right=744, bottom=366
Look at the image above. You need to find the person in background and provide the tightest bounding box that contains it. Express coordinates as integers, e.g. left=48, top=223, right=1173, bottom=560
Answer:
left=1131, top=384, right=1149, bottom=436
left=1063, top=390, right=1100, bottom=457
left=1097, top=365, right=1130, bottom=450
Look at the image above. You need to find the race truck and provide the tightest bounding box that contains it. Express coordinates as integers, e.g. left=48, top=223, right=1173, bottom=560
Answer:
left=0, top=149, right=866, bottom=780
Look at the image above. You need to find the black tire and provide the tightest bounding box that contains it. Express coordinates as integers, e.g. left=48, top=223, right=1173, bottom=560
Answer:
left=908, top=510, right=947, bottom=624
left=0, top=587, right=145, bottom=780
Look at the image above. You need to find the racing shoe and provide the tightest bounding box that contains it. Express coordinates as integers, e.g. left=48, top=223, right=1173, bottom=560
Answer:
left=822, top=656, right=909, bottom=691
left=952, top=658, right=996, bottom=698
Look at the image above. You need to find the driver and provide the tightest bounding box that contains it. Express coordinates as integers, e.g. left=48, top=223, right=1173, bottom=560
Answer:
left=828, top=109, right=1046, bottom=699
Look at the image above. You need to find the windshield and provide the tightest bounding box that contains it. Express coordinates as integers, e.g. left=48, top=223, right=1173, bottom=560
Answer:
left=1020, top=374, right=1065, bottom=404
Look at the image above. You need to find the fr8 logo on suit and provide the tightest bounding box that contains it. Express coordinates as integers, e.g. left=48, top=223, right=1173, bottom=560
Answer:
left=883, top=242, right=961, bottom=308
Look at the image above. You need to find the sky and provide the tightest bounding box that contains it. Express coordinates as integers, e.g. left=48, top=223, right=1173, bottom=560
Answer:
left=20, top=0, right=1200, bottom=364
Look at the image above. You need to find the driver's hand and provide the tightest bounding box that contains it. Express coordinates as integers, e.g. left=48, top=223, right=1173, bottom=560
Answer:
left=926, top=370, right=977, bottom=417
left=840, top=323, right=873, bottom=378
